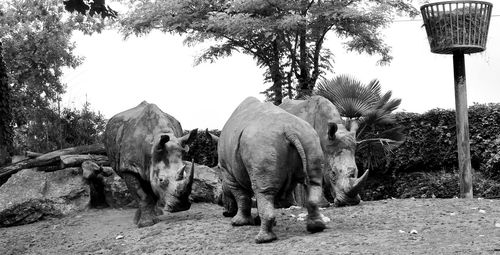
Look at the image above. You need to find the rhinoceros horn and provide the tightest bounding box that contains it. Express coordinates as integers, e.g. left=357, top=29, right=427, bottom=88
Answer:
left=175, top=160, right=195, bottom=196
left=345, top=169, right=369, bottom=197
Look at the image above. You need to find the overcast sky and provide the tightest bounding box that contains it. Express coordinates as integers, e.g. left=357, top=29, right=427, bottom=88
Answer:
left=61, top=3, right=500, bottom=130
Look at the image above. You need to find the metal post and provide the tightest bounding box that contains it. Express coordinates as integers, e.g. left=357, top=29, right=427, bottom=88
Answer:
left=453, top=52, right=473, bottom=198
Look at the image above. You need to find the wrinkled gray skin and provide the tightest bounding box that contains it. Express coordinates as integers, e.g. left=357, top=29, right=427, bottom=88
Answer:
left=218, top=97, right=326, bottom=243
left=104, top=101, right=197, bottom=227
left=280, top=96, right=369, bottom=207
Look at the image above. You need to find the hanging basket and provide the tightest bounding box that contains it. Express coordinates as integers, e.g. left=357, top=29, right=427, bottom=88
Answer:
left=420, top=1, right=493, bottom=54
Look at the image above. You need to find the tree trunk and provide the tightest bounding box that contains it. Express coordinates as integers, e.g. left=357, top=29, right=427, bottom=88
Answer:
left=0, top=41, right=13, bottom=167
left=296, top=29, right=312, bottom=98
left=270, top=40, right=283, bottom=105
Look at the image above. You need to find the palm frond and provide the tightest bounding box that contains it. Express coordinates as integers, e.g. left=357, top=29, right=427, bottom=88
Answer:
left=315, top=74, right=380, bottom=119
left=382, top=98, right=402, bottom=113
left=366, top=79, right=382, bottom=98
left=375, top=90, right=391, bottom=109
left=361, top=109, right=397, bottom=127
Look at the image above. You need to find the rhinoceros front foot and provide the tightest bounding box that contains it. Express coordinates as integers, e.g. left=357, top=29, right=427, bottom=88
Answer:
left=255, top=229, right=277, bottom=244
left=231, top=213, right=255, bottom=226
left=154, top=206, right=164, bottom=216
left=306, top=217, right=326, bottom=233
left=134, top=208, right=160, bottom=228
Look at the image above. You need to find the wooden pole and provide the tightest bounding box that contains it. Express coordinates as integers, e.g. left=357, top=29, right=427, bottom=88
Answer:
left=453, top=52, right=473, bottom=199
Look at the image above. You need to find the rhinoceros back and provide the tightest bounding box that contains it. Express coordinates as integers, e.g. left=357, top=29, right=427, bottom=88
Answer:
left=218, top=97, right=278, bottom=172
left=280, top=96, right=347, bottom=150
left=104, top=101, right=183, bottom=180
left=219, top=97, right=324, bottom=191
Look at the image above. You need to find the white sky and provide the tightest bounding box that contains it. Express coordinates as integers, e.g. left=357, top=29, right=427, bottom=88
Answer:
left=61, top=5, right=500, bottom=130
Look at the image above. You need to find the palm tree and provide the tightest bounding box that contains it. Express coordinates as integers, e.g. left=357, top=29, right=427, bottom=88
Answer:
left=315, top=74, right=405, bottom=172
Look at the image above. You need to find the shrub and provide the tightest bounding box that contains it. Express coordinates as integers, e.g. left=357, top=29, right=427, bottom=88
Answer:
left=183, top=129, right=220, bottom=167
left=382, top=103, right=500, bottom=178
left=361, top=171, right=500, bottom=200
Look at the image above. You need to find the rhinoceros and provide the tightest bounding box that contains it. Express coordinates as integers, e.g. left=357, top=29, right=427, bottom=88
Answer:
left=103, top=101, right=197, bottom=227
left=218, top=97, right=326, bottom=243
left=280, top=96, right=369, bottom=207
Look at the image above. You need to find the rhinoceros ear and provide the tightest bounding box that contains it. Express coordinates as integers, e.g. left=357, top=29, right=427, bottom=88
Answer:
left=205, top=129, right=219, bottom=144
left=180, top=128, right=198, bottom=146
left=159, top=134, right=170, bottom=148
left=328, top=122, right=338, bottom=140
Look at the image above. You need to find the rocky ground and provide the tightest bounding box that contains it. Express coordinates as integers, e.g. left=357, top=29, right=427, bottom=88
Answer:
left=1, top=198, right=500, bottom=255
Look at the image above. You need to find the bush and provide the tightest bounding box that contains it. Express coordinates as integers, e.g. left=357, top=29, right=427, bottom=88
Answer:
left=12, top=102, right=106, bottom=154
left=183, top=129, right=220, bottom=167
left=384, top=103, right=500, bottom=179
left=361, top=171, right=500, bottom=200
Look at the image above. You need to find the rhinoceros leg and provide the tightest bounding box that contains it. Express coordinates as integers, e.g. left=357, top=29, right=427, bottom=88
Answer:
left=230, top=188, right=254, bottom=226
left=122, top=173, right=160, bottom=227
left=255, top=192, right=277, bottom=243
left=275, top=180, right=298, bottom=208
left=305, top=184, right=326, bottom=233
left=221, top=182, right=237, bottom=217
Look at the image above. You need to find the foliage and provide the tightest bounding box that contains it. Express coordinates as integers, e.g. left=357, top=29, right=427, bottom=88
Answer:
left=13, top=101, right=106, bottom=154
left=119, top=0, right=418, bottom=104
left=0, top=0, right=111, bottom=156
left=183, top=129, right=220, bottom=167
left=60, top=101, right=107, bottom=147
left=385, top=104, right=500, bottom=179
left=361, top=171, right=500, bottom=201
left=63, top=0, right=117, bottom=18
left=315, top=74, right=405, bottom=171
left=1, top=0, right=81, bottom=128
left=0, top=42, right=13, bottom=165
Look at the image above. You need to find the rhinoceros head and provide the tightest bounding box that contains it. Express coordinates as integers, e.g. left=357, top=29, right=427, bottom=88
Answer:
left=323, top=120, right=369, bottom=207
left=150, top=129, right=198, bottom=213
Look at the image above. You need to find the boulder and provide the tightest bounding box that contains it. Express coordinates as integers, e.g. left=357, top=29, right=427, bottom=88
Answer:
left=81, top=161, right=135, bottom=208
left=0, top=168, right=89, bottom=227
left=101, top=168, right=135, bottom=208
left=186, top=161, right=223, bottom=204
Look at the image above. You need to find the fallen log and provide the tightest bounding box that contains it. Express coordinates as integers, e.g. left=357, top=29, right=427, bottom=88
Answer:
left=0, top=144, right=107, bottom=180
left=35, top=144, right=106, bottom=161
left=24, top=151, right=43, bottom=158
left=59, top=154, right=109, bottom=170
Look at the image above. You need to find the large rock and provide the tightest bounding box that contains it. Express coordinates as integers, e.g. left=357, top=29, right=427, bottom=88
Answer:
left=187, top=161, right=223, bottom=204
left=0, top=168, right=89, bottom=227
left=83, top=161, right=222, bottom=208
left=82, top=161, right=135, bottom=209
left=101, top=167, right=135, bottom=208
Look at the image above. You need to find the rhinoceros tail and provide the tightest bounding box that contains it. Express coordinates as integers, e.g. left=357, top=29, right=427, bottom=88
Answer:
left=284, top=129, right=309, bottom=185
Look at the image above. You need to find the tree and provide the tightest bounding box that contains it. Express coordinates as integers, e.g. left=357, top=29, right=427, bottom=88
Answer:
left=63, top=0, right=117, bottom=18
left=0, top=0, right=111, bottom=157
left=1, top=0, right=83, bottom=128
left=315, top=74, right=405, bottom=172
left=120, top=0, right=418, bottom=104
left=0, top=42, right=12, bottom=165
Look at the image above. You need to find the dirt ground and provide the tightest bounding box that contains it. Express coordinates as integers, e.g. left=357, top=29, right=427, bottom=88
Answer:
left=1, top=198, right=500, bottom=255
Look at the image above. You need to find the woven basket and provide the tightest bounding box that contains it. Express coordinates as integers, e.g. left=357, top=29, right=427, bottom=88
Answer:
left=421, top=1, right=493, bottom=54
